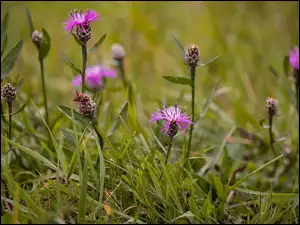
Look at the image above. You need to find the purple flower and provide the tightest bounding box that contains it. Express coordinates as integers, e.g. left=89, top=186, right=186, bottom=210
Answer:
left=289, top=46, right=299, bottom=70
left=150, top=104, right=192, bottom=138
left=64, top=9, right=102, bottom=33
left=72, top=65, right=117, bottom=90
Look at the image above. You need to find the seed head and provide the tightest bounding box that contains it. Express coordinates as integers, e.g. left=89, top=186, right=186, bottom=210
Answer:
left=184, top=45, right=200, bottom=67
left=31, top=30, right=43, bottom=47
left=1, top=83, right=17, bottom=104
left=111, top=43, right=126, bottom=61
left=266, top=97, right=278, bottom=117
left=73, top=91, right=96, bottom=117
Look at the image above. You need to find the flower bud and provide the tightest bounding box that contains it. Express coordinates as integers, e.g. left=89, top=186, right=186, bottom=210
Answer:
left=1, top=83, right=17, bottom=104
left=73, top=91, right=96, bottom=117
left=76, top=24, right=92, bottom=44
left=31, top=30, right=43, bottom=47
left=266, top=97, right=279, bottom=118
left=184, top=45, right=200, bottom=67
left=111, top=43, right=126, bottom=61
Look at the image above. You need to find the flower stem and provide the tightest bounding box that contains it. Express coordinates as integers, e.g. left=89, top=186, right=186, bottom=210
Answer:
left=295, top=69, right=299, bottom=113
left=187, top=66, right=196, bottom=160
left=81, top=44, right=88, bottom=93
left=268, top=115, right=278, bottom=176
left=39, top=59, right=50, bottom=128
left=8, top=102, right=12, bottom=150
left=118, top=59, right=127, bottom=89
left=159, top=140, right=173, bottom=180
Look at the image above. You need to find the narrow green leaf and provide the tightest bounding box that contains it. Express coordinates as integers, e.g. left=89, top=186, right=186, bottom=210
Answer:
left=1, top=11, right=9, bottom=39
left=2, top=104, right=26, bottom=117
left=79, top=150, right=88, bottom=223
left=5, top=138, right=57, bottom=171
left=163, top=76, right=193, bottom=86
left=208, top=172, right=224, bottom=198
left=283, top=55, right=290, bottom=77
left=72, top=33, right=84, bottom=46
left=107, top=102, right=128, bottom=136
left=60, top=52, right=82, bottom=74
left=58, top=105, right=91, bottom=127
left=38, top=28, right=51, bottom=61
left=15, top=78, right=24, bottom=92
left=200, top=54, right=221, bottom=67
left=95, top=136, right=105, bottom=203
left=1, top=33, right=8, bottom=57
left=25, top=7, right=34, bottom=37
left=1, top=39, right=23, bottom=80
left=88, top=33, right=107, bottom=52
left=170, top=33, right=185, bottom=59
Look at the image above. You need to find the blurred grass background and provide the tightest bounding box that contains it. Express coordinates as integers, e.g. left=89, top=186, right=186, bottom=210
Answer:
left=1, top=1, right=299, bottom=135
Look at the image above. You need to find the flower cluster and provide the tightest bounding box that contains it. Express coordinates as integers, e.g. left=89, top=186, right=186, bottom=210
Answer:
left=73, top=91, right=96, bottom=117
left=150, top=104, right=192, bottom=139
left=72, top=65, right=117, bottom=90
left=289, top=46, right=299, bottom=71
left=266, top=97, right=279, bottom=118
left=1, top=83, right=17, bottom=104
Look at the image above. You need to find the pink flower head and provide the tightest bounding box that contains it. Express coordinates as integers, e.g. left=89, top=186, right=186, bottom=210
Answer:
left=150, top=104, right=192, bottom=138
left=72, top=65, right=117, bottom=90
left=64, top=9, right=103, bottom=33
left=289, top=46, right=299, bottom=70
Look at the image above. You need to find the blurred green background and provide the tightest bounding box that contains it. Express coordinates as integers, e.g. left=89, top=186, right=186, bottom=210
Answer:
left=1, top=1, right=299, bottom=134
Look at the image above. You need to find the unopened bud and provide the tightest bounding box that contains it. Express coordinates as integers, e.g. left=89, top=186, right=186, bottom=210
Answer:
left=31, top=30, right=43, bottom=47
left=111, top=43, right=126, bottom=61
left=266, top=97, right=279, bottom=118
left=1, top=83, right=17, bottom=104
left=184, top=45, right=200, bottom=67
left=73, top=91, right=96, bottom=117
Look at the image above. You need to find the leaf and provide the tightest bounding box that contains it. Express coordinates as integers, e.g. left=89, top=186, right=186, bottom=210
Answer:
left=163, top=76, right=193, bottom=86
left=1, top=11, right=9, bottom=39
left=38, top=28, right=51, bottom=61
left=170, top=33, right=185, bottom=59
left=60, top=52, right=82, bottom=74
left=58, top=105, right=92, bottom=127
left=79, top=150, right=88, bottom=224
left=200, top=55, right=221, bottom=67
left=15, top=78, right=24, bottom=92
left=259, top=119, right=267, bottom=127
left=1, top=39, right=23, bottom=80
left=88, top=33, right=107, bottom=52
left=25, top=7, right=34, bottom=38
left=107, top=102, right=128, bottom=136
left=72, top=33, right=84, bottom=46
left=1, top=33, right=8, bottom=57
left=2, top=104, right=26, bottom=117
left=208, top=172, right=224, bottom=198
left=283, top=55, right=290, bottom=77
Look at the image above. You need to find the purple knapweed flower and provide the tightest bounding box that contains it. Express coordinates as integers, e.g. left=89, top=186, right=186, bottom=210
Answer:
left=289, top=46, right=299, bottom=70
left=150, top=104, right=192, bottom=139
left=72, top=65, right=117, bottom=90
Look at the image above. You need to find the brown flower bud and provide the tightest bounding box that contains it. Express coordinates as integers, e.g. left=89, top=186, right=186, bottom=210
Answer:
left=184, top=45, right=200, bottom=67
left=266, top=97, right=279, bottom=117
left=31, top=30, right=43, bottom=47
left=111, top=43, right=126, bottom=61
left=76, top=24, right=92, bottom=44
left=73, top=91, right=96, bottom=117
left=1, top=83, right=17, bottom=104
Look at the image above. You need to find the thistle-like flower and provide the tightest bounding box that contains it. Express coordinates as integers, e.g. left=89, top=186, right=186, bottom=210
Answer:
left=1, top=83, right=17, bottom=104
left=184, top=45, right=200, bottom=67
left=266, top=97, right=279, bottom=118
left=150, top=104, right=192, bottom=139
left=72, top=65, right=117, bottom=90
left=289, top=46, right=299, bottom=71
left=111, top=43, right=126, bottom=61
left=64, top=9, right=102, bottom=43
left=31, top=30, right=43, bottom=47
left=73, top=91, right=96, bottom=117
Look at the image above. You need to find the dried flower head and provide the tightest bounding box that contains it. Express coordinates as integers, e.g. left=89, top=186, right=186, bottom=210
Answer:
left=289, top=46, right=299, bottom=70
left=72, top=65, right=117, bottom=90
left=266, top=97, right=279, bottom=117
left=31, top=30, right=43, bottom=47
left=73, top=91, right=96, bottom=117
left=184, top=45, right=200, bottom=67
left=1, top=83, right=17, bottom=104
left=111, top=43, right=126, bottom=61
left=150, top=104, right=192, bottom=139
left=64, top=9, right=102, bottom=43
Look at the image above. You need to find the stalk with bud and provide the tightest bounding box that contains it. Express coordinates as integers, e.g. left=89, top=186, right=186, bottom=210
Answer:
left=111, top=43, right=127, bottom=88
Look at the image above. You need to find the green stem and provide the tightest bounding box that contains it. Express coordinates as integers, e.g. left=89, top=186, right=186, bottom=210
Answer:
left=81, top=44, right=88, bottom=93
left=39, top=59, right=50, bottom=128
left=118, top=59, right=127, bottom=88
left=295, top=69, right=299, bottom=113
left=159, top=140, right=173, bottom=180
left=8, top=102, right=12, bottom=150
left=187, top=66, right=196, bottom=160
left=268, top=115, right=278, bottom=176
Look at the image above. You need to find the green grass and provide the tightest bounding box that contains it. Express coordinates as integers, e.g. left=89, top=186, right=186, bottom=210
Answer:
left=1, top=1, right=299, bottom=224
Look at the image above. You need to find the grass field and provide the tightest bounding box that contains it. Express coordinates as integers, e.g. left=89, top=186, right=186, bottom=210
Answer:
left=1, top=1, right=299, bottom=224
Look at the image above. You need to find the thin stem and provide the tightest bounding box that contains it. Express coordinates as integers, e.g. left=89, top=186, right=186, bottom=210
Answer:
left=268, top=115, right=278, bottom=176
left=81, top=44, right=88, bottom=93
left=118, top=59, right=127, bottom=88
left=295, top=69, right=299, bottom=113
left=39, top=59, right=50, bottom=128
left=187, top=66, right=196, bottom=160
left=159, top=140, right=173, bottom=180
left=8, top=102, right=12, bottom=150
